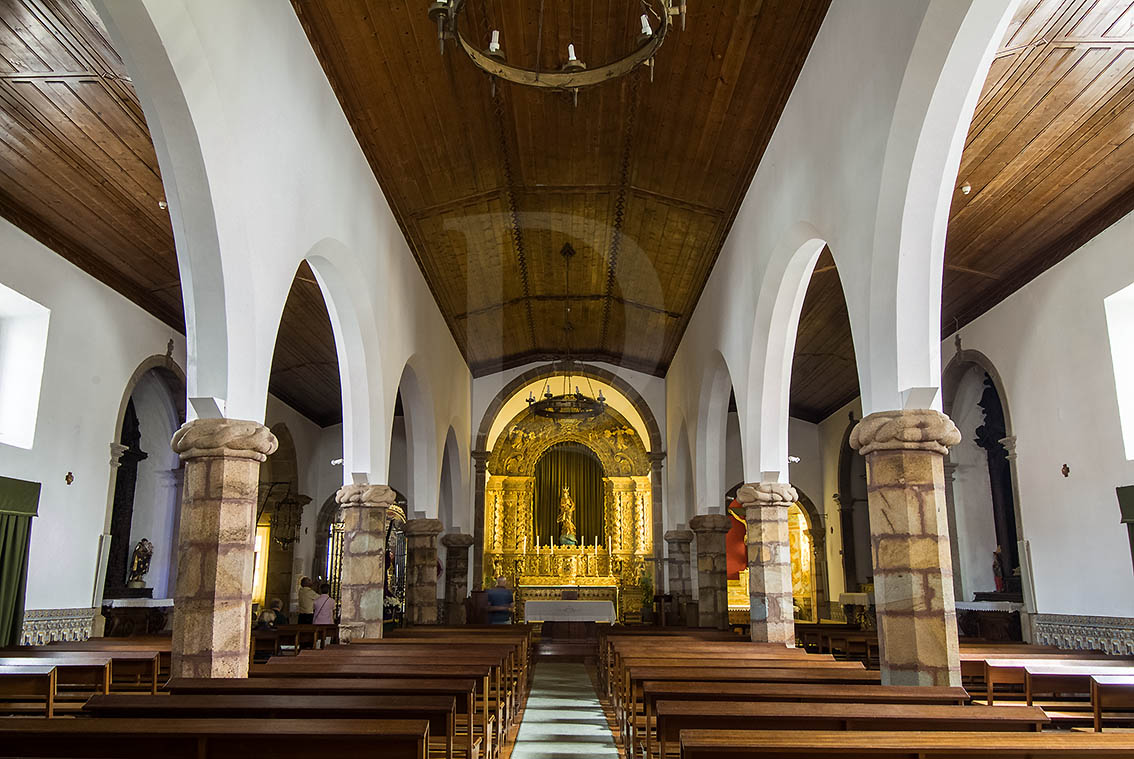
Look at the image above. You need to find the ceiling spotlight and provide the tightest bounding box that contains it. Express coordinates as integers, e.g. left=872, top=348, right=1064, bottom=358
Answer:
left=157, top=200, right=168, bottom=210
left=788, top=455, right=801, bottom=464
left=959, top=182, right=971, bottom=195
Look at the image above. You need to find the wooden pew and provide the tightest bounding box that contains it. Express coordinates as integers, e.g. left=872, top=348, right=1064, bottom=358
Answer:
left=31, top=639, right=173, bottom=683
left=678, top=729, right=1134, bottom=758
left=256, top=657, right=499, bottom=756
left=622, top=664, right=881, bottom=752
left=0, top=665, right=55, bottom=717
left=984, top=658, right=1134, bottom=705
left=83, top=693, right=457, bottom=759
left=0, top=650, right=159, bottom=694
left=0, top=717, right=429, bottom=758
left=1093, top=675, right=1134, bottom=732
left=639, top=681, right=970, bottom=759
left=1020, top=665, right=1134, bottom=729
left=0, top=657, right=109, bottom=699
left=655, top=702, right=1047, bottom=759
left=171, top=676, right=481, bottom=759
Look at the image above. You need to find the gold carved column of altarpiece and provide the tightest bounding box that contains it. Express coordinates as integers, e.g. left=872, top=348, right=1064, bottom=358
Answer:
left=483, top=407, right=654, bottom=621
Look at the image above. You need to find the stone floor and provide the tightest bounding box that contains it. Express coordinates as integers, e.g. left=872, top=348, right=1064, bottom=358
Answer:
left=506, top=662, right=621, bottom=759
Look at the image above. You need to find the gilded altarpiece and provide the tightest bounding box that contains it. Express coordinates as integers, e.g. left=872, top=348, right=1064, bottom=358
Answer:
left=484, top=406, right=654, bottom=620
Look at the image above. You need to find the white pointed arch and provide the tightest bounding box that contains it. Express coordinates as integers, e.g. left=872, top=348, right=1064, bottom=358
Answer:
left=696, top=352, right=738, bottom=515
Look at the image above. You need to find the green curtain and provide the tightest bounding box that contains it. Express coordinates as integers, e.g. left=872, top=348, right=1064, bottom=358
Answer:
left=533, top=442, right=605, bottom=546
left=0, top=475, right=39, bottom=647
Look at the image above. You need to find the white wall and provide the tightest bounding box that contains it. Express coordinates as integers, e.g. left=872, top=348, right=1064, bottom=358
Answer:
left=942, top=209, right=1134, bottom=617
left=0, top=216, right=186, bottom=612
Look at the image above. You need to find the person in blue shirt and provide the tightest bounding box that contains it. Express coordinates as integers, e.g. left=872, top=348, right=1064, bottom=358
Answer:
left=484, top=576, right=514, bottom=624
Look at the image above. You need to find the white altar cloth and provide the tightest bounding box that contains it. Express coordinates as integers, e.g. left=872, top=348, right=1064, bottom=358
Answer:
left=524, top=600, right=616, bottom=623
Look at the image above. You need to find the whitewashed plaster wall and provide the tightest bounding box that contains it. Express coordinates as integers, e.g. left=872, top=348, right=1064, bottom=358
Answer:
left=665, top=0, right=1017, bottom=514
left=0, top=216, right=185, bottom=613
left=94, top=0, right=472, bottom=509
left=941, top=209, right=1134, bottom=618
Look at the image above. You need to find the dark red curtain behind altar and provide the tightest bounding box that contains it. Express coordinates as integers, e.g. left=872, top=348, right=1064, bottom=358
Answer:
left=726, top=498, right=747, bottom=580
left=533, top=442, right=605, bottom=547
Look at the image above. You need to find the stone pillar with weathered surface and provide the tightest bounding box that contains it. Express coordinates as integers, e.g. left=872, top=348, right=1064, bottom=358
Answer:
left=335, top=483, right=396, bottom=641
left=665, top=529, right=694, bottom=626
left=405, top=518, right=444, bottom=625
left=170, top=418, right=277, bottom=678
left=440, top=533, right=475, bottom=624
left=689, top=514, right=732, bottom=630
left=738, top=482, right=796, bottom=646
left=850, top=409, right=963, bottom=687
left=471, top=451, right=489, bottom=590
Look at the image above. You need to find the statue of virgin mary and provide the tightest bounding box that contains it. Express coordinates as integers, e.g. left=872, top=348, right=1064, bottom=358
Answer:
left=557, top=486, right=577, bottom=546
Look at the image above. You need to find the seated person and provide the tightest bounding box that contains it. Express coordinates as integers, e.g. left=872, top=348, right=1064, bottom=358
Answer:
left=485, top=576, right=514, bottom=625
left=255, top=608, right=278, bottom=630
left=268, top=598, right=287, bottom=625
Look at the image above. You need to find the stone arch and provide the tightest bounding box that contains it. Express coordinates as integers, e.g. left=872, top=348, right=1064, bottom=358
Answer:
left=93, top=1, right=258, bottom=419
left=488, top=406, right=650, bottom=478
left=303, top=245, right=386, bottom=482
left=696, top=352, right=736, bottom=515
left=745, top=226, right=831, bottom=481
left=393, top=358, right=438, bottom=517
left=475, top=364, right=662, bottom=453
left=312, top=492, right=339, bottom=582
left=438, top=426, right=462, bottom=531
left=792, top=486, right=830, bottom=622
left=258, top=423, right=303, bottom=609
left=672, top=419, right=695, bottom=526
left=863, top=0, right=1020, bottom=414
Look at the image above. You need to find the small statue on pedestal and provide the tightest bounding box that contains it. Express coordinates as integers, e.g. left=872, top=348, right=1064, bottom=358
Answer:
left=126, top=538, right=154, bottom=589
left=558, top=486, right=577, bottom=546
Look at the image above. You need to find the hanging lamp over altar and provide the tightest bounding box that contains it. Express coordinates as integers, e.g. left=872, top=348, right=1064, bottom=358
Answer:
left=526, top=243, right=606, bottom=420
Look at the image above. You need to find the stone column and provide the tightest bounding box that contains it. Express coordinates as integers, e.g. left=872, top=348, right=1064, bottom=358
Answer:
left=664, top=530, right=694, bottom=626
left=471, top=451, right=489, bottom=590
left=649, top=453, right=666, bottom=586
left=738, top=482, right=796, bottom=645
left=689, top=514, right=731, bottom=629
left=405, top=518, right=444, bottom=625
left=169, top=418, right=277, bottom=678
left=335, top=483, right=396, bottom=641
left=850, top=409, right=962, bottom=687
left=441, top=533, right=475, bottom=624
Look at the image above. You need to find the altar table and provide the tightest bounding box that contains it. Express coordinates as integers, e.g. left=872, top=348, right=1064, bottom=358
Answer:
left=523, top=600, right=616, bottom=623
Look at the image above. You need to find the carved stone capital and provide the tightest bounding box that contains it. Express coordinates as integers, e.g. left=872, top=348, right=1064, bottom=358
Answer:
left=171, top=418, right=278, bottom=462
left=404, top=518, right=445, bottom=537
left=472, top=450, right=490, bottom=473
left=736, top=482, right=798, bottom=508
left=440, top=532, right=476, bottom=548
left=664, top=529, right=694, bottom=545
left=689, top=513, right=732, bottom=534
left=109, top=442, right=129, bottom=468
left=336, top=483, right=397, bottom=508
left=849, top=409, right=961, bottom=456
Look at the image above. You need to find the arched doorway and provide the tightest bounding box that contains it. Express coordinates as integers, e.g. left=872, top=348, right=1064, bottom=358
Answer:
left=723, top=483, right=823, bottom=622
left=484, top=401, right=653, bottom=621
left=101, top=359, right=185, bottom=605
left=943, top=350, right=1022, bottom=602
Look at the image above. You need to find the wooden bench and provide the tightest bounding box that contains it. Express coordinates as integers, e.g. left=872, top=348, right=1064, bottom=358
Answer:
left=639, top=681, right=970, bottom=759
left=0, top=650, right=159, bottom=694
left=0, top=717, right=429, bottom=758
left=984, top=658, right=1134, bottom=704
left=0, top=657, right=109, bottom=698
left=30, top=639, right=172, bottom=681
left=655, top=702, right=1047, bottom=759
left=678, top=729, right=1134, bottom=758
left=622, top=664, right=881, bottom=752
left=0, top=665, right=55, bottom=717
left=83, top=693, right=457, bottom=759
left=1093, top=675, right=1134, bottom=732
left=170, top=676, right=481, bottom=759
left=256, top=658, right=499, bottom=757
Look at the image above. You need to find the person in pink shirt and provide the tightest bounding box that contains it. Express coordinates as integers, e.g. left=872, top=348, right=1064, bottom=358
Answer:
left=312, top=582, right=335, bottom=625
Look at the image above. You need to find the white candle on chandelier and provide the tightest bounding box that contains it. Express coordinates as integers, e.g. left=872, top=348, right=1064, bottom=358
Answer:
left=489, top=30, right=501, bottom=53
left=640, top=14, right=652, bottom=36
left=567, top=43, right=578, bottom=61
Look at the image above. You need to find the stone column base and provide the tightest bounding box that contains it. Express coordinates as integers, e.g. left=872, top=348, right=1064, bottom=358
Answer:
left=690, top=514, right=732, bottom=630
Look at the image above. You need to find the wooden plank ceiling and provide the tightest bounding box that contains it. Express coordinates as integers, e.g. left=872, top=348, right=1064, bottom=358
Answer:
left=790, top=0, right=1134, bottom=423
left=0, top=0, right=342, bottom=426
left=3, top=1, right=1133, bottom=428
left=293, top=0, right=831, bottom=376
